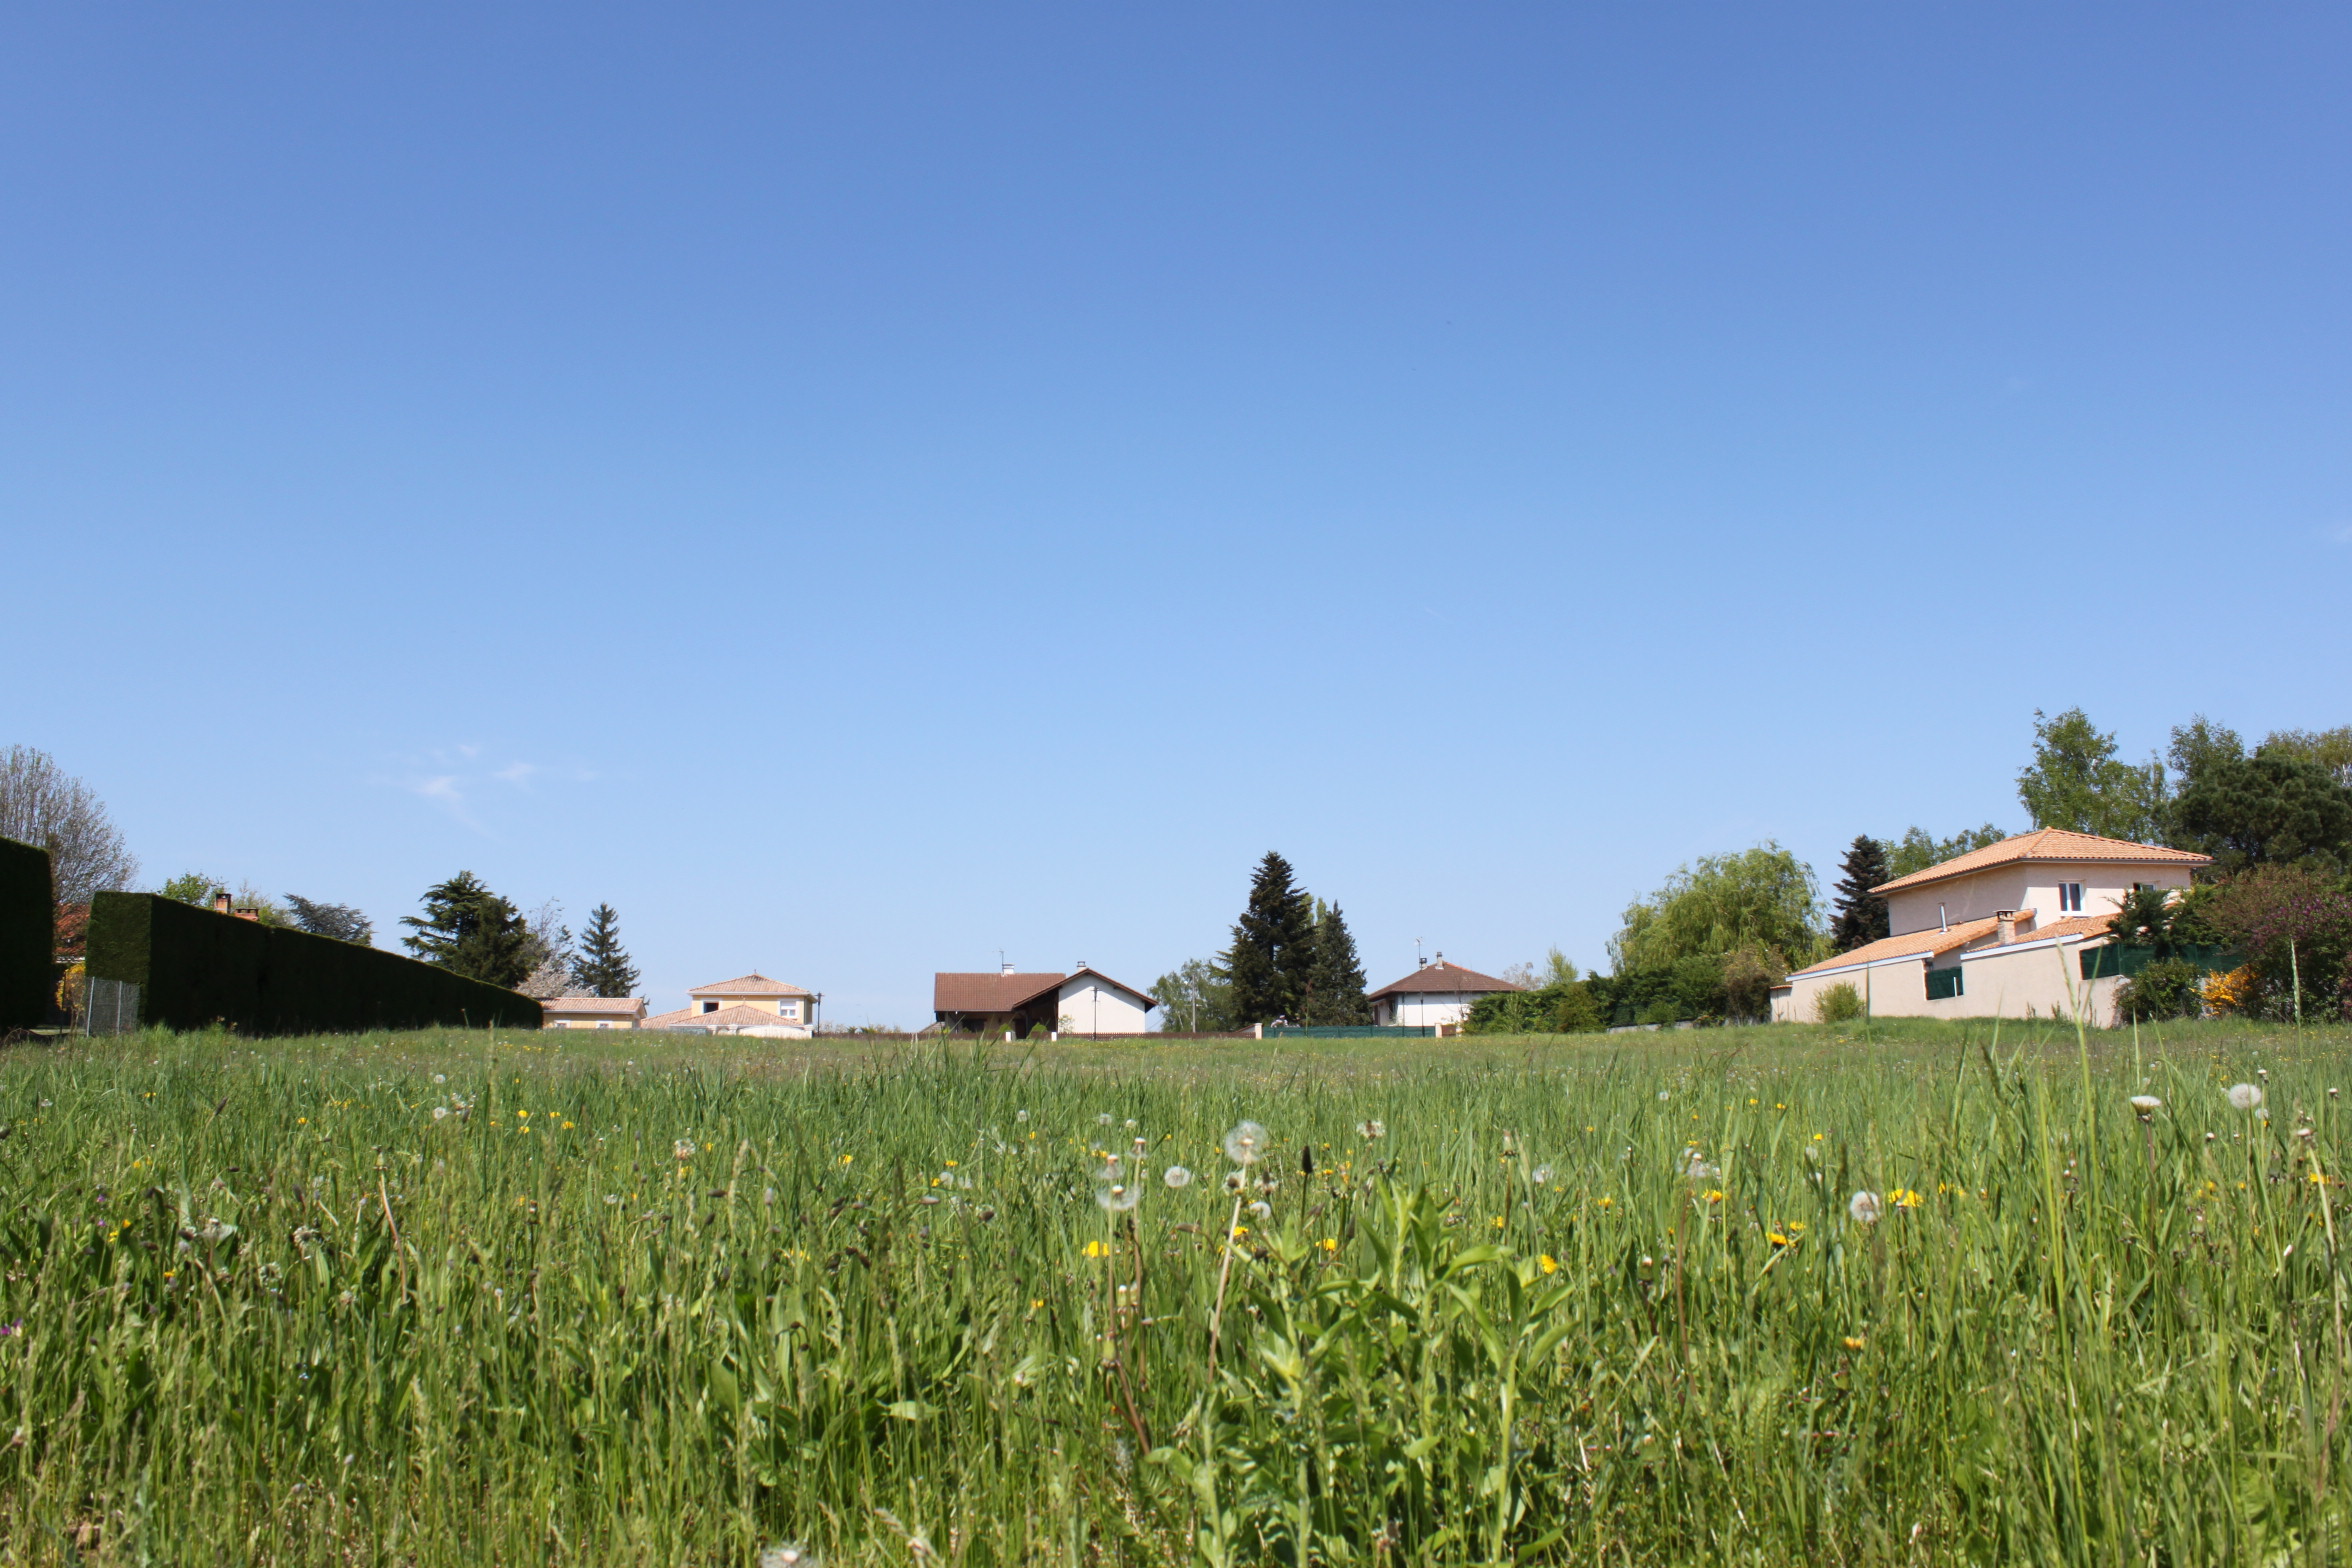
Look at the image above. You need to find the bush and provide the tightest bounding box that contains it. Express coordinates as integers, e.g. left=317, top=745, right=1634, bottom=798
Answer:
left=1813, top=982, right=1864, bottom=1023
left=2117, top=959, right=2206, bottom=1022
left=86, top=892, right=539, bottom=1035
left=0, top=835, right=53, bottom=1030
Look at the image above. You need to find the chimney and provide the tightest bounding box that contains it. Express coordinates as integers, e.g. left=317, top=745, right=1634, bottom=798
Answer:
left=213, top=891, right=232, bottom=915
left=1995, top=910, right=2016, bottom=945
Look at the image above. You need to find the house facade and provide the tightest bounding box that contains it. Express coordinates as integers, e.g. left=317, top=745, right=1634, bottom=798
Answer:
left=932, top=963, right=1158, bottom=1037
left=1366, top=956, right=1522, bottom=1029
left=1773, top=829, right=2210, bottom=1026
left=542, top=995, right=647, bottom=1029
left=644, top=973, right=818, bottom=1037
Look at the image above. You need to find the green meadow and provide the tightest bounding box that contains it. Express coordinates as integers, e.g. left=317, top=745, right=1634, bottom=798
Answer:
left=3, top=1018, right=2350, bottom=1566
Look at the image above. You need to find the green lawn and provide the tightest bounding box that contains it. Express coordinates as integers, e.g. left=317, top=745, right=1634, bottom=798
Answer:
left=3, top=1017, right=2349, bottom=1564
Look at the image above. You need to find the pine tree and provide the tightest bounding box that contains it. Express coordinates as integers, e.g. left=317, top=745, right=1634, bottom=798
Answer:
left=1228, top=852, right=1314, bottom=1025
left=1828, top=836, right=1892, bottom=952
left=400, top=871, right=534, bottom=988
left=1299, top=902, right=1371, bottom=1025
left=571, top=902, right=641, bottom=998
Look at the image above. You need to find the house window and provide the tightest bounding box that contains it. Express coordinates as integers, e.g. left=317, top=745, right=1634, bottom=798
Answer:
left=1926, top=967, right=1965, bottom=1001
left=2059, top=883, right=2084, bottom=914
left=781, top=1002, right=799, bottom=1020
left=701, top=1001, right=719, bottom=1014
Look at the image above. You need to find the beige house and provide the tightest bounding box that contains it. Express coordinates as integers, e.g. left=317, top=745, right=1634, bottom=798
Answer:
left=542, top=995, right=647, bottom=1029
left=644, top=973, right=818, bottom=1037
left=1773, top=829, right=2210, bottom=1027
left=1367, top=957, right=1522, bottom=1029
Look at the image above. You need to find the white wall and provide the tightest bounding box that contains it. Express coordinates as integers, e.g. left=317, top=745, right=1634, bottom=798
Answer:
left=1056, top=975, right=1152, bottom=1036
left=1380, top=991, right=1490, bottom=1028
left=1886, top=864, right=2195, bottom=938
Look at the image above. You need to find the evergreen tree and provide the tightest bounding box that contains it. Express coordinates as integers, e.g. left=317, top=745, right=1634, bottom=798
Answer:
left=1228, top=852, right=1314, bottom=1025
left=400, top=871, right=533, bottom=988
left=1299, top=902, right=1371, bottom=1025
left=571, top=902, right=641, bottom=998
left=1827, top=836, right=1892, bottom=952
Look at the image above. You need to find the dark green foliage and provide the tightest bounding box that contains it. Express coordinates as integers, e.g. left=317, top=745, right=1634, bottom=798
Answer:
left=401, top=872, right=534, bottom=988
left=1828, top=836, right=1891, bottom=952
left=1884, top=824, right=2010, bottom=880
left=283, top=895, right=373, bottom=946
left=86, top=891, right=537, bottom=1034
left=2116, top=959, right=2207, bottom=1022
left=1228, top=852, right=1314, bottom=1025
left=571, top=903, right=639, bottom=998
left=2172, top=749, right=2352, bottom=874
left=2104, top=884, right=2222, bottom=960
left=1465, top=978, right=1604, bottom=1034
left=0, top=835, right=54, bottom=1030
left=1152, top=956, right=1237, bottom=1033
left=1298, top=902, right=1371, bottom=1026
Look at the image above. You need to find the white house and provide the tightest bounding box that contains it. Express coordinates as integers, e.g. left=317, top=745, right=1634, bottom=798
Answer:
left=1366, top=956, right=1522, bottom=1029
left=644, top=973, right=819, bottom=1037
left=932, top=963, right=1158, bottom=1037
left=1773, top=828, right=2210, bottom=1027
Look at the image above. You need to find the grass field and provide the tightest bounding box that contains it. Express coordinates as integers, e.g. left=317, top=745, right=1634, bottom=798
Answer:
left=4, top=1017, right=2352, bottom=1565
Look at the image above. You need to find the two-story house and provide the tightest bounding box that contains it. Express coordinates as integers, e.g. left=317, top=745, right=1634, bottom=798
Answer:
left=643, top=973, right=818, bottom=1037
left=1773, top=829, right=2210, bottom=1026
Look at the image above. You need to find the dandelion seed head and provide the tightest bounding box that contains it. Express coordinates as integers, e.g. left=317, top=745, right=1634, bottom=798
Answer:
left=1163, top=1166, right=1193, bottom=1189
left=1223, top=1121, right=1270, bottom=1166
left=1356, top=1119, right=1386, bottom=1140
left=431, top=1106, right=450, bottom=1121
left=1849, top=1191, right=1884, bottom=1225
left=760, top=1543, right=816, bottom=1568
left=1532, top=1165, right=1553, bottom=1186
left=1096, top=1182, right=1140, bottom=1212
left=673, top=1138, right=696, bottom=1160
left=2228, top=1083, right=2264, bottom=1111
left=1249, top=1199, right=1272, bottom=1220
left=1223, top=1171, right=1247, bottom=1195
left=1097, top=1113, right=1113, bottom=1127
left=2129, top=1095, right=2162, bottom=1114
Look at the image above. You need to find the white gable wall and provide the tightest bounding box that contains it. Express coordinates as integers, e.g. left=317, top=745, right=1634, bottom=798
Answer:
left=1056, top=975, right=1152, bottom=1036
left=1885, top=863, right=2195, bottom=938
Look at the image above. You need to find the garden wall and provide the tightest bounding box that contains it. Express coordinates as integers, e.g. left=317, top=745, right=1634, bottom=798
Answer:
left=0, top=836, right=53, bottom=1031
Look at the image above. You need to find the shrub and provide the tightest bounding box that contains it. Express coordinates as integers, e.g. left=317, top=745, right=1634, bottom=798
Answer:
left=0, top=835, right=52, bottom=1030
left=2116, top=958, right=2206, bottom=1022
left=86, top=891, right=539, bottom=1035
left=1814, top=982, right=1864, bottom=1023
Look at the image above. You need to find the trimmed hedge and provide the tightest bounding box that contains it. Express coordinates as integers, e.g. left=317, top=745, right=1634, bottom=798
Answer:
left=0, top=836, right=53, bottom=1031
left=85, top=891, right=540, bottom=1035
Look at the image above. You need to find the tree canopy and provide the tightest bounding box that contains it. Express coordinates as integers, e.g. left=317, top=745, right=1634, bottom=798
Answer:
left=1609, top=844, right=1822, bottom=974
left=1228, top=852, right=1315, bottom=1025
left=2017, top=708, right=2168, bottom=842
left=571, top=903, right=640, bottom=999
left=400, top=872, right=534, bottom=989
left=1827, top=836, right=1891, bottom=952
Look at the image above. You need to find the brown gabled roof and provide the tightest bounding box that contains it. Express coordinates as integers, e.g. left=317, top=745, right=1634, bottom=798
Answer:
left=934, top=972, right=1065, bottom=1015
left=689, top=973, right=812, bottom=998
left=541, top=995, right=644, bottom=1015
left=1365, top=960, right=1523, bottom=1001
left=1873, top=829, right=2209, bottom=895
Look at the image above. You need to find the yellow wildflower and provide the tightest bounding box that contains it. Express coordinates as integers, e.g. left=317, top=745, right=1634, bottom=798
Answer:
left=1539, top=1254, right=1559, bottom=1274
left=1082, top=1240, right=1111, bottom=1258
left=1318, top=1237, right=1339, bottom=1253
left=1843, top=1335, right=1865, bottom=1351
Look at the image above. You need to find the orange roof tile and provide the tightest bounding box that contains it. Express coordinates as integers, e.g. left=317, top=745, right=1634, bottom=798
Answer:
left=1790, top=916, right=2004, bottom=977
left=646, top=1002, right=804, bottom=1031
left=1366, top=960, right=1523, bottom=1001
left=689, top=973, right=811, bottom=998
left=1873, top=829, right=2209, bottom=895
left=541, top=996, right=644, bottom=1014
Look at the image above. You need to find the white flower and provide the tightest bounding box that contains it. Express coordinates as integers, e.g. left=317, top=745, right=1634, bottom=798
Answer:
left=673, top=1138, right=696, bottom=1160
left=1531, top=1165, right=1553, bottom=1186
left=1658, top=1090, right=1671, bottom=1101
left=2129, top=1095, right=2162, bottom=1114
left=1163, top=1166, right=1193, bottom=1189
left=1124, top=1118, right=1138, bottom=1130
left=431, top=1106, right=450, bottom=1121
left=1016, top=1109, right=1029, bottom=1122
left=1222, top=1121, right=1270, bottom=1166
left=2228, top=1083, right=2264, bottom=1111
left=1848, top=1191, right=1884, bottom=1225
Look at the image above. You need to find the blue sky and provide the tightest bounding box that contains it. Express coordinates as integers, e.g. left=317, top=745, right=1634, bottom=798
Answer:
left=5, top=3, right=2347, bottom=1024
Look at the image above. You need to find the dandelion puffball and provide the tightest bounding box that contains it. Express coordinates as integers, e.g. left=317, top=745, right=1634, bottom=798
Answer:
left=1163, top=1166, right=1193, bottom=1189
left=1222, top=1171, right=1247, bottom=1195
left=1097, top=1113, right=1114, bottom=1127
left=760, top=1545, right=815, bottom=1568
left=1248, top=1199, right=1273, bottom=1219
left=1848, top=1191, right=1884, bottom=1225
left=1532, top=1165, right=1553, bottom=1186
left=673, top=1138, right=696, bottom=1160
left=2227, top=1083, right=2265, bottom=1111
left=1096, top=1181, right=1140, bottom=1212
left=2129, top=1095, right=2162, bottom=1113
left=1223, top=1121, right=1270, bottom=1166
left=1356, top=1120, right=1386, bottom=1140
left=431, top=1106, right=450, bottom=1121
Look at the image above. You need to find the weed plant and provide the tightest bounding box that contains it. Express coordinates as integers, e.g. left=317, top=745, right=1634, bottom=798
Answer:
left=2, top=1020, right=2350, bottom=1565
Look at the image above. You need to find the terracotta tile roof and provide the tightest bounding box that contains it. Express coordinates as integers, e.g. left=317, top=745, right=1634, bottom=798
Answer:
left=1790, top=916, right=2005, bottom=978
left=645, top=1003, right=801, bottom=1031
left=689, top=973, right=811, bottom=998
left=934, top=972, right=1066, bottom=1014
left=1873, top=829, right=2209, bottom=895
left=541, top=996, right=644, bottom=1015
left=1365, top=961, right=1523, bottom=1001
left=1979, top=914, right=2112, bottom=947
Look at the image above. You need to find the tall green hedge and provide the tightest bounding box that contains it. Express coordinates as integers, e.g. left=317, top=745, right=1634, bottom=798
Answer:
left=0, top=836, right=54, bottom=1031
left=85, top=891, right=540, bottom=1035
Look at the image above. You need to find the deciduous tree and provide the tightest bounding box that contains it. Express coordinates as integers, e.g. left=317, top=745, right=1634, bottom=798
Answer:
left=0, top=746, right=137, bottom=905
left=2016, top=708, right=2167, bottom=842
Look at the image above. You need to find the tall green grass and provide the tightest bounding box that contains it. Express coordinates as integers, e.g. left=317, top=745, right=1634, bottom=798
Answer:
left=2, top=1020, right=2349, bottom=1565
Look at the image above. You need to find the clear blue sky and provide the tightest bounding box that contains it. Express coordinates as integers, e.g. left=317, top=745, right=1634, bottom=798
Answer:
left=5, top=4, right=2347, bottom=1025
